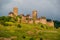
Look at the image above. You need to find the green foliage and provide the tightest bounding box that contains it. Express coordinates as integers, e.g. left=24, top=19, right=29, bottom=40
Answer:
left=30, top=38, right=34, bottom=40
left=17, top=24, right=21, bottom=28
left=0, top=23, right=60, bottom=40
left=0, top=16, right=60, bottom=40
left=54, top=20, right=60, bottom=28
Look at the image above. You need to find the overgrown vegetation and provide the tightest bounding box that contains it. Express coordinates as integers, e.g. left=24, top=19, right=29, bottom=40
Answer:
left=0, top=16, right=60, bottom=40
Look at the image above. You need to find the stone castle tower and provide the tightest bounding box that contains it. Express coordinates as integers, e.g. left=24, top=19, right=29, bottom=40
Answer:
left=13, top=7, right=18, bottom=16
left=32, top=10, right=37, bottom=23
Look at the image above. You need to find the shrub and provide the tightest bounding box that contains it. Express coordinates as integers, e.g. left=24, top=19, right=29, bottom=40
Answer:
left=17, top=24, right=21, bottom=28
left=30, top=37, right=34, bottom=40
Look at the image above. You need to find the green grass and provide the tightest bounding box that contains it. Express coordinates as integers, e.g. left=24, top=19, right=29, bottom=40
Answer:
left=0, top=22, right=60, bottom=40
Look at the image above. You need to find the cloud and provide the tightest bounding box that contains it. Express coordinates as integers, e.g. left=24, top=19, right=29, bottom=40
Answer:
left=0, top=0, right=60, bottom=20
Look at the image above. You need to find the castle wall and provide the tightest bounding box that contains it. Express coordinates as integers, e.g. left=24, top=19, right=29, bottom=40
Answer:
left=40, top=19, right=47, bottom=24
left=29, top=20, right=33, bottom=24
left=35, top=19, right=40, bottom=24
left=47, top=21, right=54, bottom=27
left=21, top=16, right=26, bottom=23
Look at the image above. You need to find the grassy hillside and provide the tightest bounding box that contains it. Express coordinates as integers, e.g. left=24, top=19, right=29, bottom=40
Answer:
left=0, top=16, right=60, bottom=40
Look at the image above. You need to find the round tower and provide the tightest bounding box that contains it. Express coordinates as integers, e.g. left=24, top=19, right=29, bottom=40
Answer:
left=13, top=7, right=18, bottom=16
left=32, top=10, right=37, bottom=23
left=32, top=10, right=37, bottom=19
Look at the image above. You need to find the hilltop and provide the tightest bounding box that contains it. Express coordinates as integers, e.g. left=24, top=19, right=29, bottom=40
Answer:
left=0, top=16, right=60, bottom=40
left=0, top=16, right=60, bottom=28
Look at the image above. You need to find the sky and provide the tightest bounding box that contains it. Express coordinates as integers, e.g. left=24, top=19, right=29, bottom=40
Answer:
left=0, top=0, right=60, bottom=21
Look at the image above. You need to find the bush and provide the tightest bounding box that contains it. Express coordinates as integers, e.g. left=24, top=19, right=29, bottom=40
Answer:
left=30, top=37, right=34, bottom=40
left=17, top=24, right=21, bottom=28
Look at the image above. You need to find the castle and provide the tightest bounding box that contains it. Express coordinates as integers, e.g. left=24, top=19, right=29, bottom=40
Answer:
left=8, top=7, right=54, bottom=27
